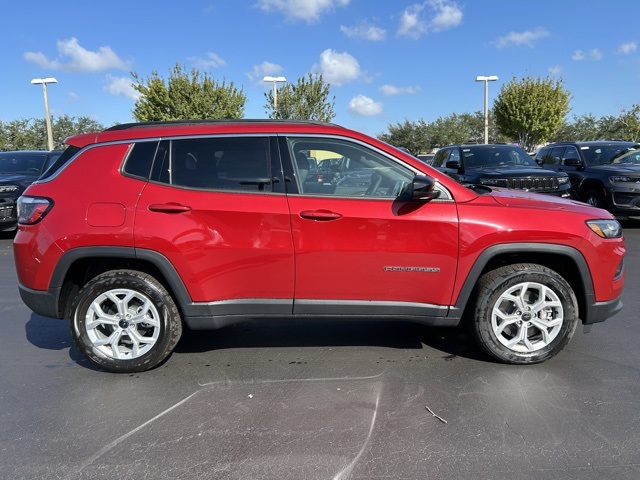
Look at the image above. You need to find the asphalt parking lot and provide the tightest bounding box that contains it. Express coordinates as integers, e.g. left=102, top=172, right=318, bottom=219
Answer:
left=1, top=225, right=639, bottom=480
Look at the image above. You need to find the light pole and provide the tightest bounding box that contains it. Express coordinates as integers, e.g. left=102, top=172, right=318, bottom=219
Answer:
left=475, top=75, right=498, bottom=144
left=263, top=76, right=286, bottom=115
left=31, top=77, right=58, bottom=151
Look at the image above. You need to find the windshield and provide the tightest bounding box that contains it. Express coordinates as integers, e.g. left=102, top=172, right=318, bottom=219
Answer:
left=581, top=144, right=640, bottom=165
left=0, top=152, right=48, bottom=175
left=463, top=146, right=538, bottom=169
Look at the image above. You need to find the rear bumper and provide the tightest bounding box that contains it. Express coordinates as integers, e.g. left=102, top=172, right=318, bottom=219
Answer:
left=18, top=283, right=62, bottom=319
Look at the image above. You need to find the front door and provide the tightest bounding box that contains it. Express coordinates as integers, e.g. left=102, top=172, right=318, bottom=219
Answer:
left=284, top=136, right=459, bottom=318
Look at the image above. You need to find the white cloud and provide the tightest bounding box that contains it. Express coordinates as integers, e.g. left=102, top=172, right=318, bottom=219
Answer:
left=380, top=84, right=421, bottom=96
left=590, top=48, right=603, bottom=60
left=493, top=27, right=549, bottom=48
left=316, top=49, right=361, bottom=86
left=256, top=0, right=349, bottom=23
left=430, top=1, right=463, bottom=32
left=398, top=4, right=426, bottom=38
left=348, top=95, right=382, bottom=116
left=617, top=41, right=637, bottom=55
left=24, top=38, right=129, bottom=72
left=247, top=61, right=285, bottom=83
left=397, top=1, right=462, bottom=39
left=572, top=49, right=603, bottom=61
left=572, top=50, right=585, bottom=61
left=340, top=22, right=386, bottom=41
left=104, top=75, right=140, bottom=100
left=188, top=52, right=227, bottom=69
left=548, top=65, right=562, bottom=76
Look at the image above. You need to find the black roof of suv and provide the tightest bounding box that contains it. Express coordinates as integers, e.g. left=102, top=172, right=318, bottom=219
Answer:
left=432, top=144, right=571, bottom=197
left=535, top=141, right=640, bottom=219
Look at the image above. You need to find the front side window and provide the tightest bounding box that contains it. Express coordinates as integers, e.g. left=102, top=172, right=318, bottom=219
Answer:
left=431, top=149, right=451, bottom=168
left=151, top=136, right=272, bottom=192
left=562, top=146, right=581, bottom=163
left=287, top=137, right=415, bottom=198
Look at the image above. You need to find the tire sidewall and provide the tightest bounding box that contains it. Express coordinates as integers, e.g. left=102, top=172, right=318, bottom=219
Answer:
left=71, top=271, right=181, bottom=373
left=474, top=267, right=578, bottom=364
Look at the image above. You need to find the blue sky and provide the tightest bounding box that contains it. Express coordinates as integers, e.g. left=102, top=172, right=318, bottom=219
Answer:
left=3, top=0, right=640, bottom=137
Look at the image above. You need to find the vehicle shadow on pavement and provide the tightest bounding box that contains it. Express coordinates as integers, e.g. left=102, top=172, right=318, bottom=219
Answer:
left=24, top=314, right=103, bottom=371
left=24, top=314, right=492, bottom=369
left=175, top=319, right=491, bottom=363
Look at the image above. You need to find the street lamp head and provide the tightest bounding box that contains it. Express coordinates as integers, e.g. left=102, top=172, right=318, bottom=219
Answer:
left=31, top=77, right=58, bottom=85
left=475, top=75, right=498, bottom=82
left=263, top=76, right=286, bottom=83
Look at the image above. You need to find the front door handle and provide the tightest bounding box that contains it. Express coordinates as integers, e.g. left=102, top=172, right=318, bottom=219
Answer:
left=148, top=203, right=192, bottom=213
left=299, top=209, right=343, bottom=221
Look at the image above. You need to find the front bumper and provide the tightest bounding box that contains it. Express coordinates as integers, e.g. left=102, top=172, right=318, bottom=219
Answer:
left=608, top=185, right=640, bottom=216
left=0, top=198, right=17, bottom=231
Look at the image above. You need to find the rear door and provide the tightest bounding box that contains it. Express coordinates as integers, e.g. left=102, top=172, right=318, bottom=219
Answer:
left=282, top=136, right=459, bottom=318
left=134, top=136, right=294, bottom=313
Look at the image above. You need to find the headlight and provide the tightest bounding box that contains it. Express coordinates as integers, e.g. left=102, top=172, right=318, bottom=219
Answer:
left=609, top=175, right=638, bottom=183
left=586, top=219, right=622, bottom=238
left=558, top=176, right=569, bottom=184
left=0, top=184, right=19, bottom=193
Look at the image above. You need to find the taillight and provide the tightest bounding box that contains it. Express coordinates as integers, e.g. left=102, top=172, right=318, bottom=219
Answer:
left=17, top=196, right=53, bottom=224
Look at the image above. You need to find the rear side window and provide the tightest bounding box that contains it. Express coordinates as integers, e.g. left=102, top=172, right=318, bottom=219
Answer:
left=123, top=141, right=159, bottom=179
left=151, top=136, right=272, bottom=192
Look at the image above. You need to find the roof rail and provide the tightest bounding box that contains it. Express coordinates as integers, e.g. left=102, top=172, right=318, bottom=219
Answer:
left=105, top=119, right=341, bottom=131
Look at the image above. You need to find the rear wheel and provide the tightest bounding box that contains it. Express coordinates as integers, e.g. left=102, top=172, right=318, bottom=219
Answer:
left=469, top=263, right=578, bottom=364
left=71, top=270, right=182, bottom=373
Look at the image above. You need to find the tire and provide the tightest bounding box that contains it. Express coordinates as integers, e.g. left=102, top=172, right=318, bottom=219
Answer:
left=70, top=270, right=183, bottom=373
left=469, top=263, right=578, bottom=364
left=584, top=189, right=605, bottom=209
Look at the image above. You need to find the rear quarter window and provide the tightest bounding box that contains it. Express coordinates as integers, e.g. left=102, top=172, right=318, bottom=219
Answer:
left=123, top=141, right=159, bottom=179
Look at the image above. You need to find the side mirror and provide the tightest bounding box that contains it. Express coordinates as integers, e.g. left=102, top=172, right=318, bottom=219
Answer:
left=563, top=158, right=582, bottom=167
left=407, top=175, right=440, bottom=201
left=445, top=160, right=460, bottom=169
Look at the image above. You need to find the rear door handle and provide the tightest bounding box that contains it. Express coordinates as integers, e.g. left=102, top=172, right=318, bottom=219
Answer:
left=148, top=203, right=192, bottom=213
left=299, top=209, right=343, bottom=221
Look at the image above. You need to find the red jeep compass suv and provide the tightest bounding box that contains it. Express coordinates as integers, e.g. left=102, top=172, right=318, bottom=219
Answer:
left=13, top=120, right=625, bottom=372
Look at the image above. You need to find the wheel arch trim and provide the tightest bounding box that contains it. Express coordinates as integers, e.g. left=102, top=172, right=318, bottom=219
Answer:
left=48, top=246, right=196, bottom=316
left=450, top=243, right=595, bottom=321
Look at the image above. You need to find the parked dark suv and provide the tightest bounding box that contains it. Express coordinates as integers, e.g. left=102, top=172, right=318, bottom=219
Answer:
left=535, top=141, right=640, bottom=218
left=432, top=144, right=571, bottom=197
left=13, top=121, right=625, bottom=372
left=0, top=150, right=62, bottom=232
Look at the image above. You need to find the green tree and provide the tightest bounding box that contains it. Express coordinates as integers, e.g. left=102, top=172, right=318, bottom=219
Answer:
left=493, top=76, right=571, bottom=152
left=0, top=119, right=38, bottom=150
left=264, top=73, right=335, bottom=122
left=617, top=104, right=640, bottom=142
left=377, top=119, right=430, bottom=155
left=0, top=115, right=103, bottom=150
left=132, top=63, right=246, bottom=121
left=427, top=112, right=488, bottom=147
left=551, top=113, right=599, bottom=142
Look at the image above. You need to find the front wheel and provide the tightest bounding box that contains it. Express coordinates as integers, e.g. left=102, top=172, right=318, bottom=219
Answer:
left=584, top=189, right=605, bottom=209
left=469, top=263, right=578, bottom=364
left=71, top=270, right=183, bottom=373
